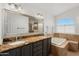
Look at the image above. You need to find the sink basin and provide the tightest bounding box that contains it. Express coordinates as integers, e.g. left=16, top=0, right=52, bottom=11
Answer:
left=8, top=41, right=27, bottom=45
left=51, top=37, right=67, bottom=46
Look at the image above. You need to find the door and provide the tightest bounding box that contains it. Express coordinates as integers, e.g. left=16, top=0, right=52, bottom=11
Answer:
left=42, top=39, right=48, bottom=56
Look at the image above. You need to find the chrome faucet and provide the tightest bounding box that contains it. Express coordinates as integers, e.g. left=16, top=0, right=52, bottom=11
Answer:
left=16, top=36, right=18, bottom=41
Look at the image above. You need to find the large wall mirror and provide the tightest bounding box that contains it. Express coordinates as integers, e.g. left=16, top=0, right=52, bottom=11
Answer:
left=3, top=9, right=44, bottom=38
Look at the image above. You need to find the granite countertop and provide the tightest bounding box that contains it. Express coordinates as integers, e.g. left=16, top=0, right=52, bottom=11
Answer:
left=0, top=35, right=52, bottom=52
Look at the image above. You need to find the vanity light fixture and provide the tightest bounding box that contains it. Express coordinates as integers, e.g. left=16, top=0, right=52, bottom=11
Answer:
left=8, top=3, right=16, bottom=9
left=35, top=13, right=44, bottom=20
left=8, top=3, right=22, bottom=11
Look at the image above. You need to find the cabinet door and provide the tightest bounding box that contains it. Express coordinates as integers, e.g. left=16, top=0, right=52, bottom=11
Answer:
left=47, top=38, right=51, bottom=55
left=15, top=48, right=21, bottom=56
left=42, top=38, right=51, bottom=56
left=32, top=41, right=43, bottom=56
left=22, top=44, right=32, bottom=56
left=33, top=49, right=42, bottom=56
left=42, top=39, right=48, bottom=56
left=0, top=48, right=21, bottom=56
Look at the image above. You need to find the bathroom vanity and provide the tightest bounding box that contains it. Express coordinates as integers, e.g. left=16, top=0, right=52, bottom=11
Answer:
left=51, top=38, right=68, bottom=56
left=0, top=8, right=52, bottom=56
left=0, top=35, right=51, bottom=56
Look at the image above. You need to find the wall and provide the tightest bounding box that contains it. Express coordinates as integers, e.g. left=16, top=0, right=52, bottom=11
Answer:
left=44, top=15, right=54, bottom=34
left=0, top=4, right=4, bottom=45
left=55, top=6, right=79, bottom=19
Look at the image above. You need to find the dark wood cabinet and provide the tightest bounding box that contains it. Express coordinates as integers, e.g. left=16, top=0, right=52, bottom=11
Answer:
left=32, top=41, right=43, bottom=56
left=0, top=48, right=21, bottom=56
left=32, top=38, right=51, bottom=56
left=42, top=38, right=51, bottom=56
left=0, top=38, right=51, bottom=56
left=47, top=38, right=51, bottom=55
left=42, top=39, right=48, bottom=56
left=21, top=44, right=32, bottom=56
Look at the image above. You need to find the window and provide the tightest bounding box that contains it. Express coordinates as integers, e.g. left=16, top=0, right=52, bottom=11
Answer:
left=56, top=18, right=74, bottom=25
left=56, top=18, right=75, bottom=33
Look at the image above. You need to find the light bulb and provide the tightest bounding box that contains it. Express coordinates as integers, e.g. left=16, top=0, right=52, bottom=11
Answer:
left=35, top=13, right=44, bottom=20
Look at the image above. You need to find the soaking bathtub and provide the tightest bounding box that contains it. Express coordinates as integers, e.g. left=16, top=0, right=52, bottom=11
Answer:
left=51, top=37, right=68, bottom=56
left=51, top=37, right=67, bottom=46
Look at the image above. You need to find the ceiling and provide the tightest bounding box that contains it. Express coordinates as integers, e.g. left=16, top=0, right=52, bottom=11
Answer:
left=19, top=3, right=79, bottom=16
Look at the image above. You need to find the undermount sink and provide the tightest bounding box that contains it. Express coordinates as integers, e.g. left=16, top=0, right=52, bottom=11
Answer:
left=8, top=40, right=27, bottom=45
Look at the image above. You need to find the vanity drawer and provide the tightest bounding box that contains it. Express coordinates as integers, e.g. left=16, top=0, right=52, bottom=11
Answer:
left=33, top=40, right=42, bottom=48
left=33, top=49, right=42, bottom=56
left=33, top=46, right=42, bottom=52
left=21, top=44, right=32, bottom=56
left=32, top=40, right=43, bottom=56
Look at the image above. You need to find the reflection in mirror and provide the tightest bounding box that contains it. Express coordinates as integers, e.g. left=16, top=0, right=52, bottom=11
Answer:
left=29, top=16, right=44, bottom=33
left=3, top=9, right=44, bottom=38
left=3, top=9, right=29, bottom=36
